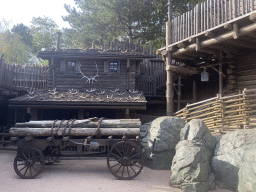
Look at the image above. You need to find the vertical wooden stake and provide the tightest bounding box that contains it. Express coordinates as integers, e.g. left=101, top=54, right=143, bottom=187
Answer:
left=126, top=59, right=130, bottom=90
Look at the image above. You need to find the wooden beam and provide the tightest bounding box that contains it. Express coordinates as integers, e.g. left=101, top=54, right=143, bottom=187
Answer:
left=224, top=23, right=232, bottom=30
left=233, top=23, right=239, bottom=39
left=177, top=42, right=188, bottom=49
left=249, top=12, right=256, bottom=22
left=171, top=22, right=256, bottom=57
left=205, top=31, right=216, bottom=38
left=189, top=37, right=196, bottom=43
left=219, top=51, right=223, bottom=97
left=196, top=38, right=201, bottom=52
left=166, top=65, right=200, bottom=74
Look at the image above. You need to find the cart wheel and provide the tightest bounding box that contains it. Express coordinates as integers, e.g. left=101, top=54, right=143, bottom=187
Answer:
left=45, top=156, right=60, bottom=165
left=14, top=148, right=45, bottom=179
left=107, top=141, right=143, bottom=180
left=44, top=147, right=60, bottom=165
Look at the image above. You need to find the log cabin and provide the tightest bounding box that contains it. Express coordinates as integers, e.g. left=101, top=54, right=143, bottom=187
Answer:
left=9, top=36, right=155, bottom=122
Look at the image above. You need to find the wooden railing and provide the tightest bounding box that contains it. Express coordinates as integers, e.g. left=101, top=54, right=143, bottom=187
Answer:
left=0, top=59, right=48, bottom=91
left=136, top=59, right=166, bottom=96
left=172, top=0, right=256, bottom=44
left=174, top=88, right=256, bottom=134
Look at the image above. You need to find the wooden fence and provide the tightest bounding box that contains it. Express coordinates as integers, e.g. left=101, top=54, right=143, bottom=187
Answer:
left=136, top=59, right=166, bottom=96
left=172, top=0, right=256, bottom=44
left=0, top=59, right=48, bottom=91
left=174, top=88, right=256, bottom=134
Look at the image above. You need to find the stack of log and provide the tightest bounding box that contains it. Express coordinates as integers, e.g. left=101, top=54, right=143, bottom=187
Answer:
left=9, top=119, right=141, bottom=137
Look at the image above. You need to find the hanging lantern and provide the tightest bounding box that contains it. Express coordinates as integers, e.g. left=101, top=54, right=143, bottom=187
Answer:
left=201, top=68, right=209, bottom=82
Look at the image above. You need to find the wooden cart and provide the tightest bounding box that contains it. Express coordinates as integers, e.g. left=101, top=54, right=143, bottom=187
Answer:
left=9, top=118, right=143, bottom=180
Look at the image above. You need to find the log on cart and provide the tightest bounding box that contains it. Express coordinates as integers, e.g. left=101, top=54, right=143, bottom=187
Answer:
left=9, top=118, right=144, bottom=180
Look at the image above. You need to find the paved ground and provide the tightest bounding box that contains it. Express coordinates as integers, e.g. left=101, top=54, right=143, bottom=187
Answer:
left=0, top=150, right=230, bottom=192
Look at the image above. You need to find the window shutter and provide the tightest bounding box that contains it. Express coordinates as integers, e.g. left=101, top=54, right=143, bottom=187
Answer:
left=60, top=61, right=65, bottom=73
left=76, top=61, right=81, bottom=72
left=118, top=60, right=121, bottom=73
left=104, top=61, right=109, bottom=73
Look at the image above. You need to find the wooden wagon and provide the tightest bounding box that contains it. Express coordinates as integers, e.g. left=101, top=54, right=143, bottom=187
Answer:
left=9, top=118, right=143, bottom=180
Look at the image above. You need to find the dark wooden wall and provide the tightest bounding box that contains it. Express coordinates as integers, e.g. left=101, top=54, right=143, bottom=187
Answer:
left=235, top=51, right=256, bottom=91
left=48, top=58, right=138, bottom=92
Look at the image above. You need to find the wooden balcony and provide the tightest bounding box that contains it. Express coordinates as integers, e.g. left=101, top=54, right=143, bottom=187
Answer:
left=159, top=0, right=256, bottom=61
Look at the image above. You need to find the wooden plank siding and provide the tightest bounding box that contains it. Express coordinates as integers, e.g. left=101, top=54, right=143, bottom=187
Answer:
left=51, top=59, right=138, bottom=92
left=236, top=51, right=256, bottom=90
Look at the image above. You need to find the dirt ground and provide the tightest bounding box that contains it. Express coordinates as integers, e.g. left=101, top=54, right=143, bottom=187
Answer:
left=0, top=150, right=231, bottom=192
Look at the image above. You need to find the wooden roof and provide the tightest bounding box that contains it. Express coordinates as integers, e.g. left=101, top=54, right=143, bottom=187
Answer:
left=38, top=49, right=155, bottom=60
left=9, top=90, right=147, bottom=110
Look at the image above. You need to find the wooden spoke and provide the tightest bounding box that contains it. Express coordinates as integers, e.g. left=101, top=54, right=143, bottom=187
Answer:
left=107, top=141, right=143, bottom=180
left=14, top=148, right=45, bottom=179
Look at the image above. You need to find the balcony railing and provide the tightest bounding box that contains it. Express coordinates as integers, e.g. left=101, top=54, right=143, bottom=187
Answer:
left=172, top=0, right=256, bottom=44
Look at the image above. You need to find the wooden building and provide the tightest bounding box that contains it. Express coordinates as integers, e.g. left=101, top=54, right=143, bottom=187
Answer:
left=9, top=43, right=154, bottom=121
left=158, top=0, right=256, bottom=115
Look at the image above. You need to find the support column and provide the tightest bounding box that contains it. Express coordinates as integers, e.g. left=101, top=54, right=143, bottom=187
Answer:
left=166, top=0, right=174, bottom=116
left=177, top=75, right=181, bottom=110
left=193, top=80, right=197, bottom=102
left=219, top=51, right=223, bottom=97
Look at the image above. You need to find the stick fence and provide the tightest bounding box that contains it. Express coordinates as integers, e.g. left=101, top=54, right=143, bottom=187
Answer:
left=174, top=88, right=256, bottom=134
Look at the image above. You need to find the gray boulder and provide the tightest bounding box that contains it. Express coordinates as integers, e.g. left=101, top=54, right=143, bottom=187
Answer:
left=180, top=119, right=217, bottom=163
left=212, top=128, right=256, bottom=191
left=141, top=116, right=185, bottom=169
left=170, top=140, right=211, bottom=192
left=238, top=149, right=256, bottom=192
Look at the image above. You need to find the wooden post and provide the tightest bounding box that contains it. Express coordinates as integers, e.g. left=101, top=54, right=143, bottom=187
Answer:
left=178, top=75, right=181, bottom=110
left=193, top=80, right=197, bottom=102
left=92, top=41, right=95, bottom=49
left=219, top=51, right=223, bottom=97
left=51, top=57, right=55, bottom=89
left=125, top=109, right=130, bottom=119
left=166, top=0, right=174, bottom=116
left=56, top=32, right=61, bottom=51
left=28, top=108, right=38, bottom=121
left=127, top=59, right=130, bottom=90
left=78, top=109, right=84, bottom=120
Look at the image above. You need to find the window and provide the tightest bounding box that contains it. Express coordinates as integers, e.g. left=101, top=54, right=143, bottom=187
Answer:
left=67, top=61, right=76, bottom=72
left=104, top=60, right=120, bottom=73
left=110, top=61, right=118, bottom=72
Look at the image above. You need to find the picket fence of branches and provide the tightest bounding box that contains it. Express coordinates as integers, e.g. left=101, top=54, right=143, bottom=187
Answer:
left=174, top=88, right=256, bottom=134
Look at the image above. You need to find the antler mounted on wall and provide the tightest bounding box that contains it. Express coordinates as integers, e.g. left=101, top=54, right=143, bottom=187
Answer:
left=78, top=61, right=99, bottom=84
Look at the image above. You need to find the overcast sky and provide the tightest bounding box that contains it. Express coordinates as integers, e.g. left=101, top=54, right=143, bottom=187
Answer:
left=0, top=0, right=77, bottom=29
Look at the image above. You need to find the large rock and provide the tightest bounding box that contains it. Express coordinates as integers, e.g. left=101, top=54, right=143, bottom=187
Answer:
left=212, top=128, right=256, bottom=191
left=141, top=116, right=185, bottom=169
left=170, top=140, right=211, bottom=192
left=238, top=149, right=256, bottom=192
left=180, top=119, right=217, bottom=163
